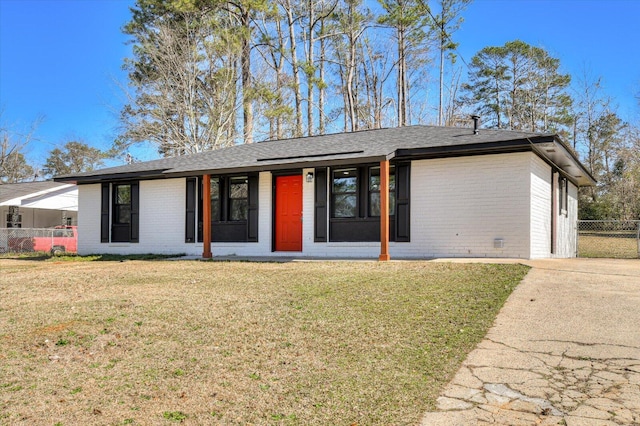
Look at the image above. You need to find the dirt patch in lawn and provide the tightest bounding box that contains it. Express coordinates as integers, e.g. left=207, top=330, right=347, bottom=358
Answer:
left=0, top=259, right=529, bottom=425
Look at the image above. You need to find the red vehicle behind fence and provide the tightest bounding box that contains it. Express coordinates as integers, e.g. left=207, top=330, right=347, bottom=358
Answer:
left=31, top=226, right=78, bottom=255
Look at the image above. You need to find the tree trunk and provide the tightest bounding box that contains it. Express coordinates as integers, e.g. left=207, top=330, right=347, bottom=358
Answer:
left=306, top=0, right=315, bottom=136
left=397, top=24, right=406, bottom=127
left=241, top=9, right=253, bottom=144
left=318, top=19, right=326, bottom=135
left=438, top=21, right=444, bottom=126
left=284, top=1, right=303, bottom=137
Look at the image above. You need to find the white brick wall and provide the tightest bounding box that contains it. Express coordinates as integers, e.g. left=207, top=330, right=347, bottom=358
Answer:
left=77, top=152, right=578, bottom=259
left=79, top=179, right=201, bottom=256
left=390, top=153, right=531, bottom=258
left=77, top=183, right=102, bottom=255
left=555, top=181, right=578, bottom=258
left=529, top=155, right=552, bottom=258
left=527, top=156, right=578, bottom=259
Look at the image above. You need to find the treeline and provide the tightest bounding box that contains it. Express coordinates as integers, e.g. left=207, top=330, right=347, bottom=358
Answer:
left=2, top=0, right=638, bottom=220
left=114, top=0, right=638, bottom=220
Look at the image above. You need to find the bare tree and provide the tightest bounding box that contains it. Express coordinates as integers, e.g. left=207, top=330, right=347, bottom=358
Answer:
left=119, top=12, right=240, bottom=156
left=255, top=4, right=294, bottom=140
left=377, top=0, right=430, bottom=127
left=0, top=112, right=41, bottom=183
left=299, top=0, right=338, bottom=136
left=330, top=0, right=370, bottom=132
left=428, top=0, right=471, bottom=126
left=279, top=0, right=304, bottom=137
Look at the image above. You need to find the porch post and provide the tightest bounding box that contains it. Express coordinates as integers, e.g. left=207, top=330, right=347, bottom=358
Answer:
left=551, top=171, right=557, bottom=255
left=379, top=160, right=391, bottom=261
left=202, top=174, right=212, bottom=259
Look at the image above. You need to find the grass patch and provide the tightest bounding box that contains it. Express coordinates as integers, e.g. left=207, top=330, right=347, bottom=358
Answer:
left=0, top=259, right=528, bottom=424
left=578, top=234, right=639, bottom=259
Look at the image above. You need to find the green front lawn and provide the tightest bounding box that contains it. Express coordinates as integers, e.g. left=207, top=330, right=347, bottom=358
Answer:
left=0, top=259, right=529, bottom=425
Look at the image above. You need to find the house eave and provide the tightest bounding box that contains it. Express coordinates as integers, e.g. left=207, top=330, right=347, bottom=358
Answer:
left=163, top=155, right=391, bottom=178
left=395, top=135, right=596, bottom=187
left=55, top=170, right=170, bottom=185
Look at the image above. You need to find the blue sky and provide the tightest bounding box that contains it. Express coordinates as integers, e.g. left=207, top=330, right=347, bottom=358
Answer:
left=1, top=0, right=639, bottom=169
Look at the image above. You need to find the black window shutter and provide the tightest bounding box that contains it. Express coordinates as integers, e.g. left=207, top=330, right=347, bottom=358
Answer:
left=130, top=182, right=140, bottom=243
left=247, top=174, right=259, bottom=242
left=395, top=163, right=410, bottom=242
left=100, top=183, right=110, bottom=243
left=314, top=167, right=328, bottom=242
left=185, top=178, right=197, bottom=243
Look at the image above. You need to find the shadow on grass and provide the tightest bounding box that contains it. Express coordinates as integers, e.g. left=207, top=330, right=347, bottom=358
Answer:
left=0, top=253, right=184, bottom=262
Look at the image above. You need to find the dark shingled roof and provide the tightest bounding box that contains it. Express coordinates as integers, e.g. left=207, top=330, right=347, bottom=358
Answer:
left=54, top=125, right=595, bottom=186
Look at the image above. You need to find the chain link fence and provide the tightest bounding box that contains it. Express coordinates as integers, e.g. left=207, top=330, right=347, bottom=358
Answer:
left=0, top=227, right=78, bottom=255
left=577, top=220, right=640, bottom=259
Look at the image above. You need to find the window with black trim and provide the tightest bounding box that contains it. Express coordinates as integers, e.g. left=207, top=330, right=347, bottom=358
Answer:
left=331, top=166, right=396, bottom=219
left=228, top=177, right=248, bottom=221
left=328, top=165, right=402, bottom=242
left=559, top=176, right=568, bottom=215
left=194, top=174, right=258, bottom=243
left=5, top=210, right=22, bottom=228
left=114, top=184, right=131, bottom=225
left=101, top=181, right=139, bottom=243
left=209, top=176, right=249, bottom=223
left=332, top=168, right=357, bottom=218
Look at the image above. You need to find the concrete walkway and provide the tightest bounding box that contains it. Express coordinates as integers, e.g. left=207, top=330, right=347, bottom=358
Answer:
left=420, top=258, right=640, bottom=426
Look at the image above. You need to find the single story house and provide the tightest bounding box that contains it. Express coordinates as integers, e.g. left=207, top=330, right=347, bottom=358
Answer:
left=0, top=181, right=78, bottom=228
left=55, top=125, right=595, bottom=260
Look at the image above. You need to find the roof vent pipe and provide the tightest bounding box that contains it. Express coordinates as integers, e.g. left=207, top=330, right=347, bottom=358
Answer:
left=471, top=115, right=480, bottom=135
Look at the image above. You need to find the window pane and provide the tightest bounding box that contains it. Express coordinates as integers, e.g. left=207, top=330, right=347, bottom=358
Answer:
left=230, top=199, right=248, bottom=221
left=369, top=193, right=380, bottom=216
left=115, top=205, right=131, bottom=224
left=210, top=199, right=220, bottom=222
left=229, top=177, right=248, bottom=199
left=116, top=185, right=131, bottom=204
left=210, top=178, right=220, bottom=221
left=390, top=192, right=395, bottom=216
left=333, top=194, right=356, bottom=218
left=389, top=171, right=396, bottom=192
left=228, top=176, right=248, bottom=221
left=333, top=169, right=357, bottom=193
left=210, top=177, right=219, bottom=198
left=370, top=167, right=380, bottom=191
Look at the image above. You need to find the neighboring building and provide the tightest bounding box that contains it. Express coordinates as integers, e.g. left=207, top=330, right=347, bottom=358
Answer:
left=0, top=181, right=78, bottom=228
left=55, top=125, right=595, bottom=260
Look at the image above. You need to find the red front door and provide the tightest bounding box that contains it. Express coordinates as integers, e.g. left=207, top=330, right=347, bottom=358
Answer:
left=275, top=175, right=303, bottom=251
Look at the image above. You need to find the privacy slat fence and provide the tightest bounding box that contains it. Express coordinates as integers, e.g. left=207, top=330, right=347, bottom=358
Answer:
left=577, top=220, right=640, bottom=259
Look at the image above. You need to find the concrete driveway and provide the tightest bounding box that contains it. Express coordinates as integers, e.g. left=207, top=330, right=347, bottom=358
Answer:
left=420, top=258, right=640, bottom=426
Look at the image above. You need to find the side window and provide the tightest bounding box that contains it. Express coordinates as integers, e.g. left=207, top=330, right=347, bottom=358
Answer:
left=102, top=181, right=139, bottom=243
left=332, top=168, right=357, bottom=218
left=6, top=213, right=22, bottom=228
left=114, top=184, right=132, bottom=224
left=559, top=176, right=568, bottom=214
